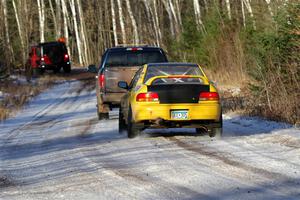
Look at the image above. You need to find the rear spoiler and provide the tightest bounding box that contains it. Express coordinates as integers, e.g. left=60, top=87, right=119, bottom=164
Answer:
left=145, top=75, right=209, bottom=85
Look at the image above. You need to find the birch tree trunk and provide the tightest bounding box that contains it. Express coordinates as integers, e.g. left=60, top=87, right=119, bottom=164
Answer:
left=168, top=0, right=180, bottom=34
left=162, top=0, right=175, bottom=37
left=193, top=0, right=204, bottom=31
left=1, top=0, right=14, bottom=71
left=225, top=0, right=232, bottom=20
left=48, top=0, right=58, bottom=38
left=125, top=0, right=139, bottom=44
left=61, top=0, right=70, bottom=54
left=76, top=0, right=90, bottom=65
left=117, top=0, right=126, bottom=44
left=111, top=0, right=118, bottom=46
left=265, top=0, right=274, bottom=17
left=55, top=0, right=62, bottom=37
left=12, top=0, right=26, bottom=65
left=37, top=0, right=45, bottom=43
left=243, top=0, right=256, bottom=29
left=153, top=0, right=162, bottom=45
left=241, top=0, right=246, bottom=27
left=142, top=0, right=159, bottom=45
left=69, top=0, right=83, bottom=65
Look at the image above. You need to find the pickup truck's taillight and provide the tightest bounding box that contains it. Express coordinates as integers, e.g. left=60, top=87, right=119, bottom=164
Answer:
left=199, top=92, right=219, bottom=101
left=98, top=74, right=105, bottom=89
left=136, top=92, right=159, bottom=102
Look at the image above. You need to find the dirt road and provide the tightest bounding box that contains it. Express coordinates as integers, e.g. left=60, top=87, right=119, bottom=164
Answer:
left=0, top=71, right=299, bottom=200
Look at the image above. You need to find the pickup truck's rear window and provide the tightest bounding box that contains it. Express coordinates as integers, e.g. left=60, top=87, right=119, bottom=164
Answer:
left=105, top=51, right=167, bottom=67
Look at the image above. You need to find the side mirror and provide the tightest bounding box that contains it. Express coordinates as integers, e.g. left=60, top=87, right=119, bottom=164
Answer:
left=87, top=64, right=97, bottom=73
left=118, top=81, right=129, bottom=90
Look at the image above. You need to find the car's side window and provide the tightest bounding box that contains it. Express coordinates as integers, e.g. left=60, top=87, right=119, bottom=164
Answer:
left=129, top=68, right=143, bottom=90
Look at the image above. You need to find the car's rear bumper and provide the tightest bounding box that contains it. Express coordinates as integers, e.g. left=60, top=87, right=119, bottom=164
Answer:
left=132, top=102, right=221, bottom=123
left=37, top=62, right=70, bottom=70
left=102, top=92, right=125, bottom=105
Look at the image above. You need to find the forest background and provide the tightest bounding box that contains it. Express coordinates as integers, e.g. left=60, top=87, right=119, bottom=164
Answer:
left=0, top=0, right=299, bottom=124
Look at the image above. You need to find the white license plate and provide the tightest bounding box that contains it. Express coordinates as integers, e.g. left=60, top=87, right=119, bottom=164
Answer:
left=171, top=110, right=188, bottom=120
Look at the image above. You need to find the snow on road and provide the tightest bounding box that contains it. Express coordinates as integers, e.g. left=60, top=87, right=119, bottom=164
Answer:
left=0, top=78, right=299, bottom=200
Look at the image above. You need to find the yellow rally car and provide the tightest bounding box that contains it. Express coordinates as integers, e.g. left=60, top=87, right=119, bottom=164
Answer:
left=118, top=63, right=222, bottom=138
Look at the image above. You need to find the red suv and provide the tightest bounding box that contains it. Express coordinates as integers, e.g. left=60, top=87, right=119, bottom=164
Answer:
left=26, top=41, right=71, bottom=76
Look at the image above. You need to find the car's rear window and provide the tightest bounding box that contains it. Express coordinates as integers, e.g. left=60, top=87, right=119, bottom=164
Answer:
left=105, top=51, right=167, bottom=67
left=144, top=65, right=204, bottom=84
left=42, top=43, right=66, bottom=55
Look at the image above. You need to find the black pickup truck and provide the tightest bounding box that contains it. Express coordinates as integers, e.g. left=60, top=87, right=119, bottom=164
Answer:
left=88, top=45, right=168, bottom=120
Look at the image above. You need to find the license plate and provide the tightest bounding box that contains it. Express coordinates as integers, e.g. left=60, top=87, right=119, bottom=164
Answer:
left=171, top=110, right=188, bottom=120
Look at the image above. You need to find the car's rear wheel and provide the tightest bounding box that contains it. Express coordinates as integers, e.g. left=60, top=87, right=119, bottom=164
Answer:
left=209, top=128, right=222, bottom=138
left=119, top=108, right=126, bottom=134
left=208, top=113, right=223, bottom=138
left=127, top=108, right=141, bottom=138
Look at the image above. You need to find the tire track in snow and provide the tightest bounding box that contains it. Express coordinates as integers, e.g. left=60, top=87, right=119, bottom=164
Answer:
left=2, top=81, right=86, bottom=143
left=168, top=137, right=293, bottom=180
left=166, top=137, right=300, bottom=198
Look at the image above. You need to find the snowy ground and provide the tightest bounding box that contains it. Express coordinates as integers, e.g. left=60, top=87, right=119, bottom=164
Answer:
left=0, top=78, right=299, bottom=200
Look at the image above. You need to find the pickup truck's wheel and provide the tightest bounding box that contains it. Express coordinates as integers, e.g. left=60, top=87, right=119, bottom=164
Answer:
left=119, top=108, right=126, bottom=134
left=97, top=112, right=109, bottom=120
left=127, top=108, right=140, bottom=138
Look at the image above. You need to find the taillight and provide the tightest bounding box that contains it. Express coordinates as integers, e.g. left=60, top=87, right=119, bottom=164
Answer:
left=98, top=74, right=105, bottom=89
left=199, top=92, right=219, bottom=101
left=136, top=92, right=159, bottom=102
left=64, top=54, right=69, bottom=62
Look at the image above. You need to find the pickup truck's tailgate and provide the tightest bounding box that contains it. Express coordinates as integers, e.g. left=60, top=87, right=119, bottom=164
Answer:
left=104, top=66, right=140, bottom=92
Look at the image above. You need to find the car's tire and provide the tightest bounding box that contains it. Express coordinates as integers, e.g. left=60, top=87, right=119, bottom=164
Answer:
left=209, top=128, right=222, bottom=138
left=196, top=127, right=206, bottom=135
left=127, top=108, right=141, bottom=138
left=118, top=108, right=126, bottom=134
left=63, top=64, right=71, bottom=73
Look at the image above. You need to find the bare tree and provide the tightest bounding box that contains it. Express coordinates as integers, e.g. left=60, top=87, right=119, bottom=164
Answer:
left=1, top=0, right=14, bottom=71
left=48, top=0, right=58, bottom=38
left=193, top=0, right=205, bottom=31
left=242, top=0, right=256, bottom=29
left=111, top=0, right=118, bottom=46
left=117, top=0, right=126, bottom=44
left=69, top=0, right=83, bottom=65
left=225, top=0, right=232, bottom=20
left=125, top=0, right=139, bottom=44
left=76, top=0, right=90, bottom=65
left=61, top=0, right=70, bottom=54
left=12, top=0, right=26, bottom=65
left=37, top=0, right=45, bottom=42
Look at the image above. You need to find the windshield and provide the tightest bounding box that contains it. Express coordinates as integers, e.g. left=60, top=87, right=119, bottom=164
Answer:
left=144, top=65, right=204, bottom=84
left=105, top=51, right=167, bottom=67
